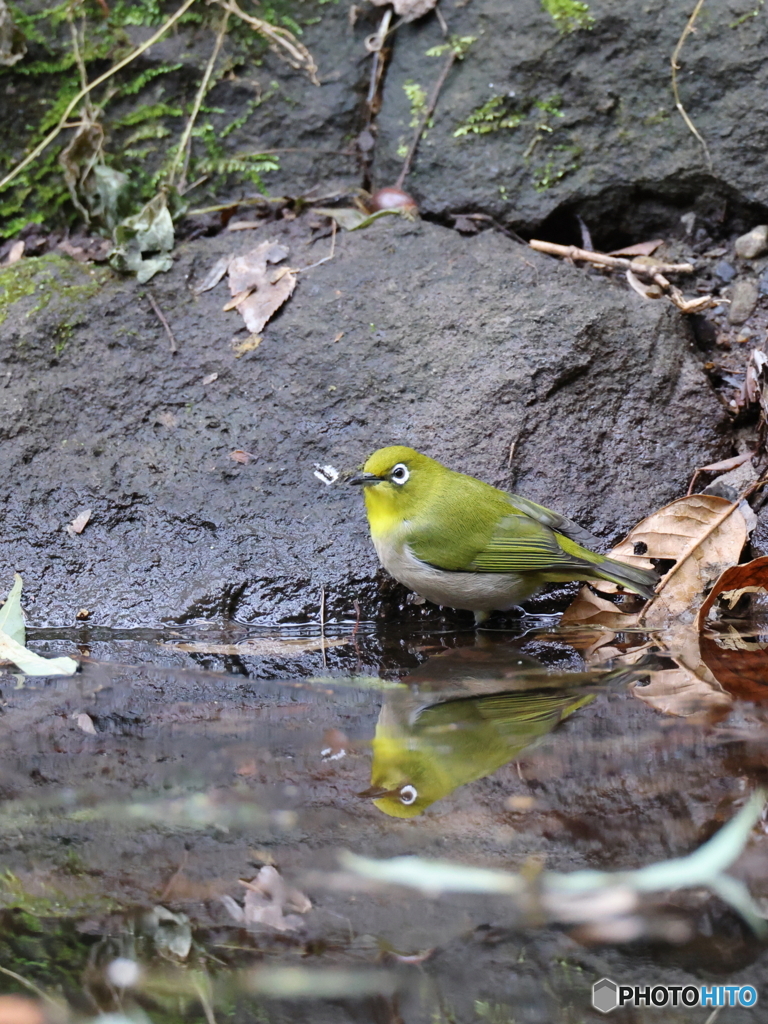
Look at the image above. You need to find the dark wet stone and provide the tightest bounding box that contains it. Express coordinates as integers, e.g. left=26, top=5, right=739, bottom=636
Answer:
left=728, top=279, right=759, bottom=325
left=714, top=261, right=737, bottom=284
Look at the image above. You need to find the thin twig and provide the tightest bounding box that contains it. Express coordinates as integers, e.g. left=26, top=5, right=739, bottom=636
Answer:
left=671, top=0, right=713, bottom=171
left=529, top=239, right=694, bottom=275
left=297, top=220, right=336, bottom=272
left=147, top=290, right=178, bottom=353
left=0, top=965, right=62, bottom=1009
left=320, top=585, right=327, bottom=668
left=396, top=49, right=456, bottom=189
left=171, top=10, right=231, bottom=192
left=0, top=0, right=199, bottom=194
left=215, top=0, right=319, bottom=84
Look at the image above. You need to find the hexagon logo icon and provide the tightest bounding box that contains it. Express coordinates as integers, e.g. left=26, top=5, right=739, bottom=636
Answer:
left=592, top=978, right=619, bottom=1014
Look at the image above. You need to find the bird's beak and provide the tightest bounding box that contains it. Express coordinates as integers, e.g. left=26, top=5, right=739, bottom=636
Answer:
left=357, top=784, right=399, bottom=799
left=348, top=472, right=382, bottom=487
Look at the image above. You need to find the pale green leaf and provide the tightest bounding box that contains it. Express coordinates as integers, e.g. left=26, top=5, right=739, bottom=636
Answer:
left=0, top=628, right=78, bottom=676
left=0, top=573, right=25, bottom=645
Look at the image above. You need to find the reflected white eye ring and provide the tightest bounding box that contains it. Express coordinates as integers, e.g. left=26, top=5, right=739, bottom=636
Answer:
left=390, top=463, right=410, bottom=485
left=399, top=784, right=418, bottom=805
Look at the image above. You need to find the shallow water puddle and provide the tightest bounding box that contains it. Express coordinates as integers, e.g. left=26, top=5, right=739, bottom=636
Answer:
left=2, top=618, right=768, bottom=1022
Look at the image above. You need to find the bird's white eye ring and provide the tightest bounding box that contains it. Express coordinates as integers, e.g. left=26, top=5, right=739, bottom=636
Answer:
left=390, top=463, right=410, bottom=485
left=399, top=784, right=418, bottom=805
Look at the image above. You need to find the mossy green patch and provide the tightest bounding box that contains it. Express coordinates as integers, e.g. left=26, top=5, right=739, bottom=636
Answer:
left=541, top=0, right=594, bottom=33
left=0, top=253, right=108, bottom=329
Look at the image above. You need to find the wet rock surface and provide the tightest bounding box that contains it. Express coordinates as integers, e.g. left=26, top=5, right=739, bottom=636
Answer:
left=1, top=219, right=726, bottom=627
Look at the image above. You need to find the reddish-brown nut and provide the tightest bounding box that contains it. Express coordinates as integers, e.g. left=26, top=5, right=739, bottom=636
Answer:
left=368, top=186, right=418, bottom=215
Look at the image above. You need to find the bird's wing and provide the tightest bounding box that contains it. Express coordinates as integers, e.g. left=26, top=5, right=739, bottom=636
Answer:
left=472, top=689, right=592, bottom=725
left=467, top=513, right=595, bottom=574
left=505, top=492, right=600, bottom=549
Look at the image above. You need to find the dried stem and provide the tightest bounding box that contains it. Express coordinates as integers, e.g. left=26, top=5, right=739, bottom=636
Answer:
left=147, top=290, right=178, bottom=353
left=529, top=239, right=694, bottom=275
left=170, top=9, right=231, bottom=192
left=396, top=50, right=456, bottom=189
left=0, top=0, right=200, bottom=194
left=671, top=0, right=713, bottom=171
left=215, top=0, right=319, bottom=85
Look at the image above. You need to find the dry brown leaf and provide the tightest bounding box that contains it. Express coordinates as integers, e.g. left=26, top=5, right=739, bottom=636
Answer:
left=607, top=240, right=664, bottom=257
left=168, top=636, right=351, bottom=656
left=229, top=449, right=256, bottom=464
left=370, top=0, right=437, bottom=21
left=226, top=240, right=296, bottom=333
left=194, top=254, right=233, bottom=294
left=687, top=452, right=753, bottom=494
left=66, top=509, right=92, bottom=536
left=563, top=495, right=750, bottom=629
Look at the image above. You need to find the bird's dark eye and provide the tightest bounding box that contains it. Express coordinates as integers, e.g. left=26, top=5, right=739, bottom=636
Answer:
left=390, top=463, right=410, bottom=485
left=399, top=784, right=417, bottom=805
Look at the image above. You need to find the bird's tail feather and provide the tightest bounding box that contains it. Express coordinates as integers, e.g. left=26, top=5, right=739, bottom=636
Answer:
left=593, top=557, right=658, bottom=600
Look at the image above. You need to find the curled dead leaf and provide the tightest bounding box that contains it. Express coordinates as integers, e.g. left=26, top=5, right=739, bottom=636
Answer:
left=697, top=556, right=768, bottom=626
left=562, top=494, right=751, bottom=629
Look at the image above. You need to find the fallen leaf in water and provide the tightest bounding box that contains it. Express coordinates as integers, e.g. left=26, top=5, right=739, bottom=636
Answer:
left=0, top=574, right=25, bottom=645
left=0, top=629, right=78, bottom=676
left=168, top=636, right=351, bottom=656
left=697, top=556, right=768, bottom=625
left=370, top=0, right=436, bottom=21
left=66, top=509, right=92, bottom=536
left=699, top=626, right=768, bottom=703
left=607, top=240, right=664, bottom=257
left=630, top=655, right=732, bottom=720
left=221, top=865, right=310, bottom=932
left=563, top=494, right=751, bottom=628
left=225, top=240, right=296, bottom=334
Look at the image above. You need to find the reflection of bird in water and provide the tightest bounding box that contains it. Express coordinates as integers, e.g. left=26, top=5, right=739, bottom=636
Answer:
left=362, top=646, right=595, bottom=819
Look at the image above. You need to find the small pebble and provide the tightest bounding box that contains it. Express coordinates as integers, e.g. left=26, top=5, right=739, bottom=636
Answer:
left=728, top=279, right=759, bottom=325
left=714, top=260, right=737, bottom=283
left=734, top=224, right=768, bottom=260
left=759, top=268, right=768, bottom=296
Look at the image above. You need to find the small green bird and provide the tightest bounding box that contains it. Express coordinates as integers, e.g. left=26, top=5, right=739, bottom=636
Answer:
left=364, top=683, right=593, bottom=818
left=350, top=446, right=657, bottom=624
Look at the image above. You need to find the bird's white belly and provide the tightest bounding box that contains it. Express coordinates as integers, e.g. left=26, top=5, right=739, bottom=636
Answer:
left=374, top=536, right=537, bottom=613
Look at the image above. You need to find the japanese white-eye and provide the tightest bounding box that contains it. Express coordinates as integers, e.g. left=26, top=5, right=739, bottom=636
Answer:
left=361, top=647, right=594, bottom=817
left=350, top=446, right=658, bottom=624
